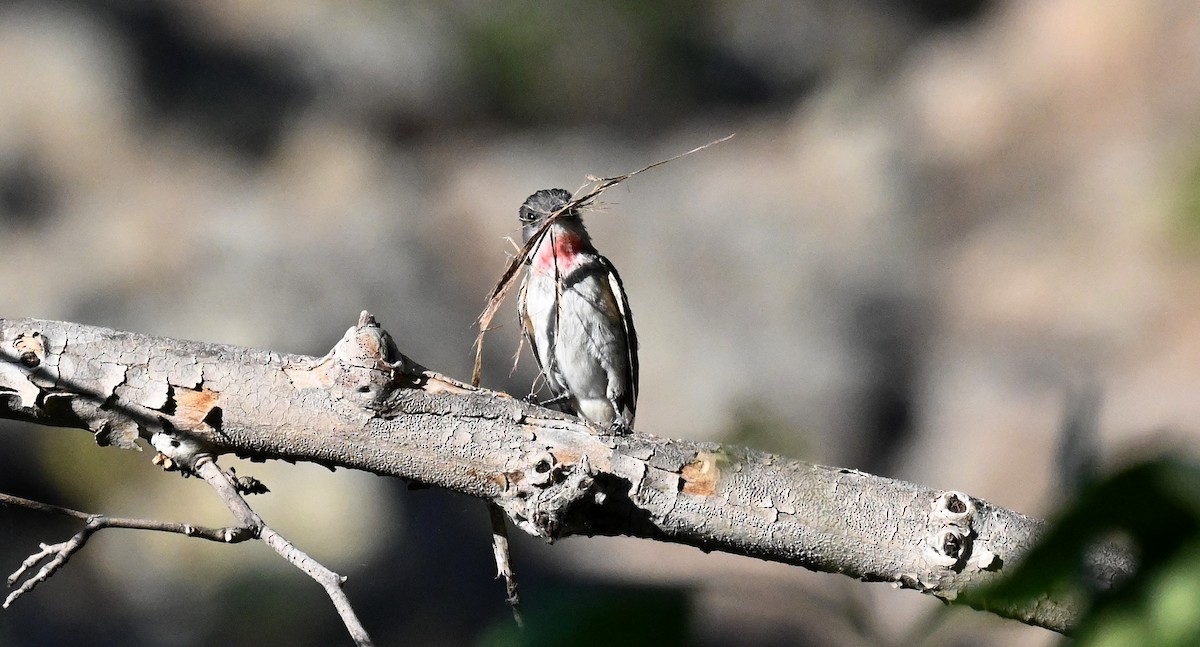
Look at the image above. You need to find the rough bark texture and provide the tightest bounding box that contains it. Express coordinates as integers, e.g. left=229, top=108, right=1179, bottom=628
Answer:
left=0, top=316, right=1127, bottom=634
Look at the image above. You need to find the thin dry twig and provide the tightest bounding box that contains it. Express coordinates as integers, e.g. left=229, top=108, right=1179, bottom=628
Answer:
left=470, top=134, right=734, bottom=387
left=192, top=458, right=374, bottom=647
left=487, top=502, right=523, bottom=628
left=1, top=492, right=253, bottom=608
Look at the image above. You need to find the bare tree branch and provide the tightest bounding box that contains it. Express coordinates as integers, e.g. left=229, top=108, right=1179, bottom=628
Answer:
left=0, top=315, right=1134, bottom=635
left=1, top=492, right=254, bottom=608
left=190, top=457, right=374, bottom=647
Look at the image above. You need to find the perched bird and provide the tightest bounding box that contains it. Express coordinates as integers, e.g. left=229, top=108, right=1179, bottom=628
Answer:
left=517, top=188, right=638, bottom=432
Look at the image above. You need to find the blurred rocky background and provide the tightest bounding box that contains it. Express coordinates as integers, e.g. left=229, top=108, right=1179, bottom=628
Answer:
left=2, top=0, right=1200, bottom=645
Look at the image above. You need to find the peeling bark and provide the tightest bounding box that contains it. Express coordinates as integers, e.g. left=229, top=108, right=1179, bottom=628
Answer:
left=0, top=316, right=1130, bottom=634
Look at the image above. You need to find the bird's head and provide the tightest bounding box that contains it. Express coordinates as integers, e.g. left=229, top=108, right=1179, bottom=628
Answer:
left=519, top=188, right=577, bottom=244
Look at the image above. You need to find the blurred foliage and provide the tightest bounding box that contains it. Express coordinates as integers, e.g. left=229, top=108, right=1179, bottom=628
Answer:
left=479, top=583, right=690, bottom=647
left=976, top=457, right=1200, bottom=647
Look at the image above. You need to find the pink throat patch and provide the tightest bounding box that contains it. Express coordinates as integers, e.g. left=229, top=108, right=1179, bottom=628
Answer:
left=531, top=231, right=584, bottom=275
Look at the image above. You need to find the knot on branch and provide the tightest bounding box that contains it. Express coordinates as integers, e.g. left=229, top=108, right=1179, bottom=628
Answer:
left=325, top=312, right=405, bottom=409
left=150, top=423, right=213, bottom=474
left=13, top=331, right=45, bottom=368
left=0, top=328, right=54, bottom=411
left=499, top=452, right=597, bottom=541
left=924, top=490, right=999, bottom=576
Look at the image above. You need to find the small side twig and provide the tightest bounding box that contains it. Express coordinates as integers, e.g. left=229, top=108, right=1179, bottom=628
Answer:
left=1, top=492, right=253, bottom=608
left=487, top=501, right=523, bottom=628
left=192, top=458, right=374, bottom=647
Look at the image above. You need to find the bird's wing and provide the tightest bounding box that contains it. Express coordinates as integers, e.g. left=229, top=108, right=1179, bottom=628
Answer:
left=598, top=256, right=638, bottom=420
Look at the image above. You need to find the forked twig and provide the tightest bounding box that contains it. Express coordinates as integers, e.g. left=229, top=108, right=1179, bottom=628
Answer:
left=192, top=458, right=374, bottom=647
left=1, top=492, right=253, bottom=608
left=470, top=134, right=733, bottom=387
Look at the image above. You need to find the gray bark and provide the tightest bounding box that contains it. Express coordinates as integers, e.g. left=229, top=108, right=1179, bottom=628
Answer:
left=0, top=315, right=1127, bottom=634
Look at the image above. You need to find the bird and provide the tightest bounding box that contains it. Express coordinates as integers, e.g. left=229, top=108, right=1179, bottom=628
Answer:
left=516, top=188, right=638, bottom=432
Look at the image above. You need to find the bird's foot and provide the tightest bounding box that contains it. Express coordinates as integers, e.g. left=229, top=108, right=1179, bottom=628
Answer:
left=607, top=415, right=634, bottom=436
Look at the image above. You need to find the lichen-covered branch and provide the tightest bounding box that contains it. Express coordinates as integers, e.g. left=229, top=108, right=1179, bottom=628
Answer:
left=0, top=316, right=1131, bottom=634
